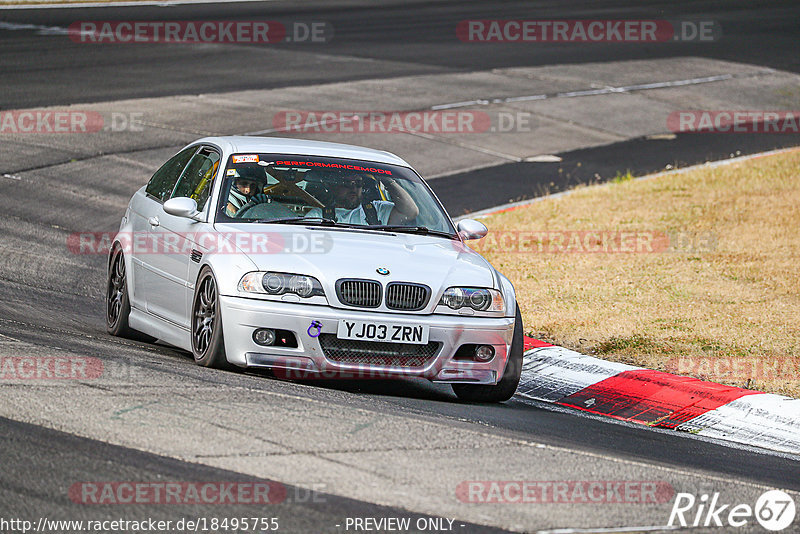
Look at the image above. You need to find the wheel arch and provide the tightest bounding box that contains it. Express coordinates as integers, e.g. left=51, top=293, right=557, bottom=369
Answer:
left=496, top=270, right=518, bottom=318
left=193, top=249, right=258, bottom=297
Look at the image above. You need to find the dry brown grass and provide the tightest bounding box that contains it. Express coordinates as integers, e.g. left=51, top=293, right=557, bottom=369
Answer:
left=475, top=149, right=800, bottom=397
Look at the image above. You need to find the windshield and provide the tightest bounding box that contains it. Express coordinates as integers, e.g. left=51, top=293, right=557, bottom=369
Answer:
left=216, top=154, right=456, bottom=236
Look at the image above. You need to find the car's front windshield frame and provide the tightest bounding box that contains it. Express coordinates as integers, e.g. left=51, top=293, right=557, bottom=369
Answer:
left=214, top=153, right=457, bottom=237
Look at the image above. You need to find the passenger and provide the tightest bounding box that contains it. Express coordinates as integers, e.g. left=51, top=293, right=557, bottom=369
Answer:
left=306, top=171, right=418, bottom=225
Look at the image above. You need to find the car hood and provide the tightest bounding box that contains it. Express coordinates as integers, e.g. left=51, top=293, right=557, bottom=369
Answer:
left=214, top=223, right=497, bottom=291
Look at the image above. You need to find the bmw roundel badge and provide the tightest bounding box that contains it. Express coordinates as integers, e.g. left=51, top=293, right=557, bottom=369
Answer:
left=376, top=267, right=390, bottom=275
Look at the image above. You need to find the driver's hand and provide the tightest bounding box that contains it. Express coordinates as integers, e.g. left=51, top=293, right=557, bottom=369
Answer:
left=250, top=193, right=270, bottom=204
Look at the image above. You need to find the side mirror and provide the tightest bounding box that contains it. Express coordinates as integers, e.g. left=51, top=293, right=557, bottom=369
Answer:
left=163, top=197, right=201, bottom=221
left=456, top=218, right=488, bottom=240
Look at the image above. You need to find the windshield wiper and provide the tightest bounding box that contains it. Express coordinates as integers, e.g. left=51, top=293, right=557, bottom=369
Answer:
left=365, top=225, right=457, bottom=239
left=257, top=218, right=456, bottom=237
left=256, top=216, right=353, bottom=227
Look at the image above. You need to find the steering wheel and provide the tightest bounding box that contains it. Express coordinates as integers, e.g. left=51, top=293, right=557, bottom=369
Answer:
left=235, top=196, right=297, bottom=220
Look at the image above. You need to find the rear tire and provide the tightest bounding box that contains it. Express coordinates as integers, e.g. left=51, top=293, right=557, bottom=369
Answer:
left=191, top=267, right=231, bottom=369
left=106, top=248, right=156, bottom=343
left=452, top=304, right=524, bottom=403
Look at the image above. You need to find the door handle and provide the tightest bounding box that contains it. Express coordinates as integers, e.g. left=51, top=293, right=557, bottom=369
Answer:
left=148, top=216, right=160, bottom=227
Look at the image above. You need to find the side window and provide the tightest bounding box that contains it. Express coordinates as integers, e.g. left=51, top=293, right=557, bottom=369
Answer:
left=171, top=147, right=221, bottom=211
left=145, top=146, right=197, bottom=203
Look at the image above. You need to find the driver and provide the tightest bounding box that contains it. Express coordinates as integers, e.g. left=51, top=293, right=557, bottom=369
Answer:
left=225, top=166, right=266, bottom=216
left=306, top=171, right=419, bottom=225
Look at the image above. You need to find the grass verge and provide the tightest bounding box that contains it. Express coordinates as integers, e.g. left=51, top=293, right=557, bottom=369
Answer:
left=474, top=149, right=800, bottom=397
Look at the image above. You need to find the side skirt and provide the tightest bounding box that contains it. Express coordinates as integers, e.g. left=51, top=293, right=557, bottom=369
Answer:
left=129, top=307, right=192, bottom=352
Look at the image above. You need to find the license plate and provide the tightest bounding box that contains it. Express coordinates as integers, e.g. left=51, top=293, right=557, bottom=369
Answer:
left=337, top=320, right=430, bottom=344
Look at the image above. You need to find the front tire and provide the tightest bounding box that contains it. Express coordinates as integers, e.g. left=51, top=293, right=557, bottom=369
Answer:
left=452, top=304, right=524, bottom=403
left=191, top=267, right=230, bottom=369
left=106, top=248, right=156, bottom=343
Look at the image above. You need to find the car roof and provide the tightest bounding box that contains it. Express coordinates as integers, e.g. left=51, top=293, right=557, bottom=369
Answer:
left=194, top=136, right=412, bottom=168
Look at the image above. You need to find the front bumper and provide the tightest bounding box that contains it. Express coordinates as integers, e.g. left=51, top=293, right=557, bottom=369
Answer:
left=219, top=295, right=515, bottom=384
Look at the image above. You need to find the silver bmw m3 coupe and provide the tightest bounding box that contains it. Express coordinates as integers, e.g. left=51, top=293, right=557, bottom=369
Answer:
left=106, top=136, right=523, bottom=402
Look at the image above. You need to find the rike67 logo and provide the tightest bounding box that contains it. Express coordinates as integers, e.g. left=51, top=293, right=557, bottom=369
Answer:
left=669, top=490, right=796, bottom=531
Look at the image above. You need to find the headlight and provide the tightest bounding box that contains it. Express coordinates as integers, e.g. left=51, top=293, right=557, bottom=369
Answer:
left=238, top=272, right=324, bottom=298
left=439, top=287, right=504, bottom=312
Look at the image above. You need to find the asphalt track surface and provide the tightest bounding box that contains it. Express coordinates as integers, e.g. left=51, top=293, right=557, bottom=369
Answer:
left=2, top=1, right=800, bottom=532
left=0, top=417, right=505, bottom=533
left=1, top=0, right=799, bottom=108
